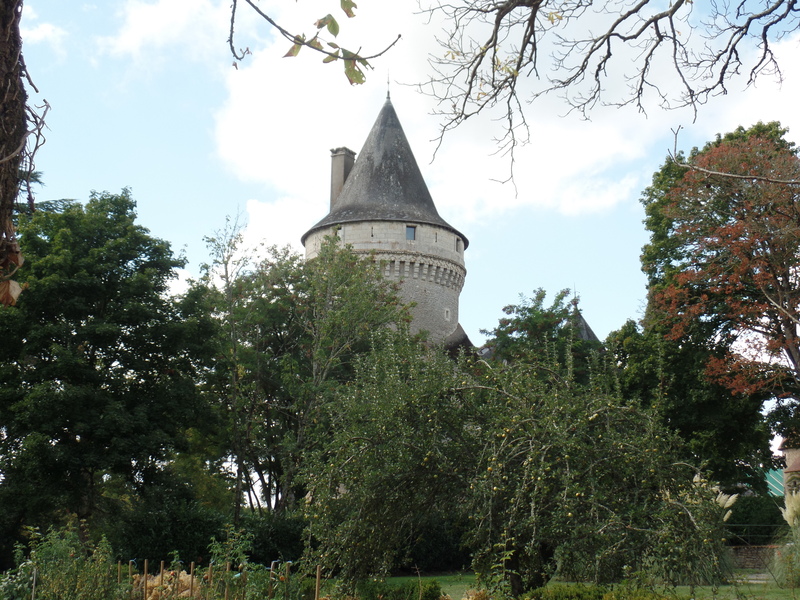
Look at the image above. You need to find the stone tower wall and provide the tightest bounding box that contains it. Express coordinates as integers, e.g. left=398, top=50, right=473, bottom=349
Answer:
left=304, top=221, right=466, bottom=343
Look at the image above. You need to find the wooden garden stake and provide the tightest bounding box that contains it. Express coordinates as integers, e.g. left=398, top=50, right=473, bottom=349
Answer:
left=129, top=561, right=134, bottom=600
left=284, top=562, right=290, bottom=600
left=190, top=562, right=195, bottom=598
left=315, top=565, right=321, bottom=600
left=224, top=562, right=230, bottom=600
left=268, top=562, right=275, bottom=599
left=144, top=560, right=148, bottom=600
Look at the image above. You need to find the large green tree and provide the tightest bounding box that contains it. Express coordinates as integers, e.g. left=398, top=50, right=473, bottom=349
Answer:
left=606, top=320, right=773, bottom=490
left=301, top=329, right=477, bottom=584
left=464, top=359, right=730, bottom=594
left=202, top=228, right=410, bottom=518
left=302, top=327, right=731, bottom=595
left=640, top=122, right=800, bottom=439
left=481, top=289, right=602, bottom=385
left=0, top=190, right=214, bottom=552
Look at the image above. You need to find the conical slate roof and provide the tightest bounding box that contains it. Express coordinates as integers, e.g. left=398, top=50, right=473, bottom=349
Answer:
left=302, top=95, right=468, bottom=247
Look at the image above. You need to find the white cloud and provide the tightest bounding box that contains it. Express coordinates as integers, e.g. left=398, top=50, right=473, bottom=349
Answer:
left=212, top=4, right=800, bottom=232
left=21, top=5, right=68, bottom=58
left=97, top=0, right=233, bottom=63
left=168, top=267, right=193, bottom=296
left=243, top=196, right=311, bottom=254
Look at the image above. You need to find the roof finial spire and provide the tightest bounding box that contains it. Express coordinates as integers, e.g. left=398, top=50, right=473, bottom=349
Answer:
left=387, top=72, right=391, bottom=100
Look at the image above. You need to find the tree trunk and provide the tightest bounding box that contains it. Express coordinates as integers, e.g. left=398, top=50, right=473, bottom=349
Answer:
left=0, top=0, right=26, bottom=286
left=506, top=542, right=555, bottom=596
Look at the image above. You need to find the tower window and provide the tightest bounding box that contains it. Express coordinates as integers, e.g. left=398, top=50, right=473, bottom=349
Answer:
left=406, top=225, right=416, bottom=241
left=456, top=237, right=463, bottom=252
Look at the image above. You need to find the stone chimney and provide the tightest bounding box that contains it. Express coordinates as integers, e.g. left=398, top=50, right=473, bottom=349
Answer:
left=330, top=147, right=355, bottom=209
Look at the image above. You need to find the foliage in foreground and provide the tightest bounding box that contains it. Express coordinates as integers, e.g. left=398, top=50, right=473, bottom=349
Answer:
left=0, top=190, right=218, bottom=567
left=0, top=523, right=312, bottom=600
left=771, top=491, right=800, bottom=588
left=301, top=328, right=733, bottom=595
left=0, top=525, right=125, bottom=600
left=0, top=187, right=767, bottom=593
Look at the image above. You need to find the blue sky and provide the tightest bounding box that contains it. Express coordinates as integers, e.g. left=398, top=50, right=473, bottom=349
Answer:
left=20, top=1, right=800, bottom=345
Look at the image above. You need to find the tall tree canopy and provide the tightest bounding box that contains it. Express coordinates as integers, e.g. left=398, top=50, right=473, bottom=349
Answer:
left=481, top=289, right=602, bottom=385
left=201, top=227, right=411, bottom=518
left=0, top=190, right=214, bottom=543
left=641, top=122, right=800, bottom=437
left=606, top=320, right=774, bottom=489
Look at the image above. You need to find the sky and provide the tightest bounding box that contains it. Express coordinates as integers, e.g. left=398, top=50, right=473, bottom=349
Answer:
left=19, top=1, right=800, bottom=346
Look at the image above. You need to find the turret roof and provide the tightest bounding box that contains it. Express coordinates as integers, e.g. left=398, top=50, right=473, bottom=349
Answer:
left=301, top=95, right=468, bottom=247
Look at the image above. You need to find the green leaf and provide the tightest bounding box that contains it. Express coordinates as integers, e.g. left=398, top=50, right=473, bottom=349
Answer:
left=308, top=36, right=324, bottom=51
left=343, top=60, right=365, bottom=84
left=315, top=14, right=340, bottom=37
left=323, top=50, right=340, bottom=64
left=284, top=35, right=305, bottom=58
left=341, top=49, right=369, bottom=84
left=341, top=0, right=357, bottom=18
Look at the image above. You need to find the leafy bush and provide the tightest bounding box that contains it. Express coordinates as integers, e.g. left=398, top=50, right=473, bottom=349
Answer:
left=356, top=578, right=443, bottom=600
left=725, top=494, right=784, bottom=546
left=0, top=525, right=127, bottom=600
left=0, top=555, right=36, bottom=600
left=601, top=586, right=690, bottom=600
left=523, top=583, right=691, bottom=600
left=104, top=482, right=227, bottom=563
left=243, top=510, right=305, bottom=564
left=525, top=583, right=607, bottom=600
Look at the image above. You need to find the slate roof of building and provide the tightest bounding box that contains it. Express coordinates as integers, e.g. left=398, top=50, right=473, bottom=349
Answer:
left=302, top=94, right=469, bottom=247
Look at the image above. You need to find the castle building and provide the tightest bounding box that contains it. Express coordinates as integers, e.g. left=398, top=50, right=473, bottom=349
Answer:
left=301, top=94, right=471, bottom=347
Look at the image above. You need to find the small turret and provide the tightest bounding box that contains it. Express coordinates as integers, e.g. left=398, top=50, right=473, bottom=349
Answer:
left=302, top=97, right=470, bottom=346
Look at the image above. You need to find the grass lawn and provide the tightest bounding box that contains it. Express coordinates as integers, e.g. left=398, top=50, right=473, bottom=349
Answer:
left=385, top=572, right=800, bottom=600
left=386, top=573, right=477, bottom=599
left=672, top=577, right=798, bottom=600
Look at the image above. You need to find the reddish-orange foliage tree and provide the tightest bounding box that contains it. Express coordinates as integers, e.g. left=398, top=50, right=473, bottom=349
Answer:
left=652, top=125, right=800, bottom=415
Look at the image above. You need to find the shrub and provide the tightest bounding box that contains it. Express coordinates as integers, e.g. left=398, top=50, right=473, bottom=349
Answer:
left=356, top=578, right=443, bottom=600
left=104, top=486, right=227, bottom=563
left=243, top=510, right=305, bottom=564
left=601, top=586, right=690, bottom=600
left=525, top=583, right=607, bottom=600
left=524, top=583, right=691, bottom=600
left=725, top=494, right=784, bottom=546
left=0, top=525, right=127, bottom=600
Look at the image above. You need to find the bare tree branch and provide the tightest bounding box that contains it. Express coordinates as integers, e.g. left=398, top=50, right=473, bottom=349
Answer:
left=669, top=125, right=800, bottom=185
left=228, top=0, right=402, bottom=83
left=420, top=0, right=799, bottom=173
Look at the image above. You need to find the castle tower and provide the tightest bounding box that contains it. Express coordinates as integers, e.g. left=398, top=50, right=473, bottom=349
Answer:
left=301, top=95, right=470, bottom=347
